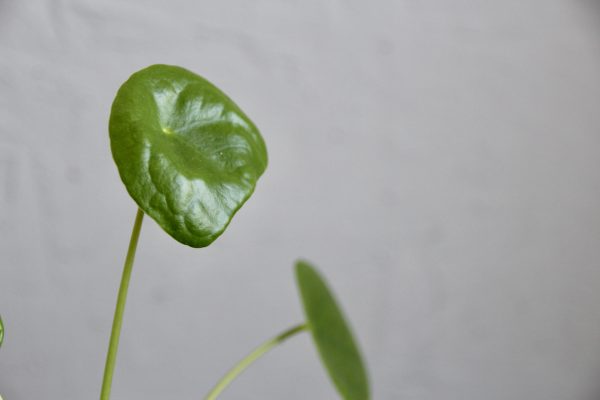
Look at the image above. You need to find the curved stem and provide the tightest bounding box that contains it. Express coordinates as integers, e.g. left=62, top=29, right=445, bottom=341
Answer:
left=204, top=323, right=308, bottom=400
left=100, top=208, right=144, bottom=400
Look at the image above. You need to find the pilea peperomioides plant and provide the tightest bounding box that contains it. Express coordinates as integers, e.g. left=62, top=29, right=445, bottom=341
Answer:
left=103, top=64, right=369, bottom=400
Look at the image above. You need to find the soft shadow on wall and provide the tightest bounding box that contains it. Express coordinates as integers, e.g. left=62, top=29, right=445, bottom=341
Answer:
left=579, top=1, right=600, bottom=389
left=578, top=0, right=600, bottom=32
left=0, top=0, right=10, bottom=21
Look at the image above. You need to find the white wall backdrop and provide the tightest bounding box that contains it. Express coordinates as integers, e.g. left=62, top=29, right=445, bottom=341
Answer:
left=1, top=1, right=600, bottom=399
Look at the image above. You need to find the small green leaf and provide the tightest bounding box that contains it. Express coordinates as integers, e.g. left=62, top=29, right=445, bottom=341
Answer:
left=295, top=260, right=370, bottom=400
left=0, top=315, right=4, bottom=348
left=110, top=64, right=268, bottom=247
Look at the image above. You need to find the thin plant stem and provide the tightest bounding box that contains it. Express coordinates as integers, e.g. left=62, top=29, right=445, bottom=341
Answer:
left=204, top=323, right=308, bottom=400
left=100, top=208, right=144, bottom=400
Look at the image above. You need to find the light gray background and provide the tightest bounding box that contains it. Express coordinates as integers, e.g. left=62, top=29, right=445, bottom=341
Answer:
left=1, top=1, right=600, bottom=399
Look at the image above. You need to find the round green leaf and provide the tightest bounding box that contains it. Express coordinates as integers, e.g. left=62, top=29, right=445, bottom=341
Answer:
left=295, top=260, right=370, bottom=400
left=109, top=64, right=268, bottom=247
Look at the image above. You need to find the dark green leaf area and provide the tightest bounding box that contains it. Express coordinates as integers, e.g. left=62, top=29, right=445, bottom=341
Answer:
left=109, top=64, right=267, bottom=247
left=295, top=260, right=370, bottom=400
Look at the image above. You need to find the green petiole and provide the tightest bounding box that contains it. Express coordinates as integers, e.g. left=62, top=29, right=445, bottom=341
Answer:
left=100, top=208, right=144, bottom=400
left=204, top=323, right=308, bottom=400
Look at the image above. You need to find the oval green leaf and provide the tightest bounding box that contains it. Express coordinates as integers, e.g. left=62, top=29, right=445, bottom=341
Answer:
left=110, top=64, right=268, bottom=247
left=295, top=260, right=370, bottom=400
left=0, top=315, right=4, bottom=348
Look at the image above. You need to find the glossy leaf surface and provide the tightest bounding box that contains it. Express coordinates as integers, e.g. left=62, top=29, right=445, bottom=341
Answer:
left=110, top=64, right=267, bottom=247
left=295, top=261, right=370, bottom=400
